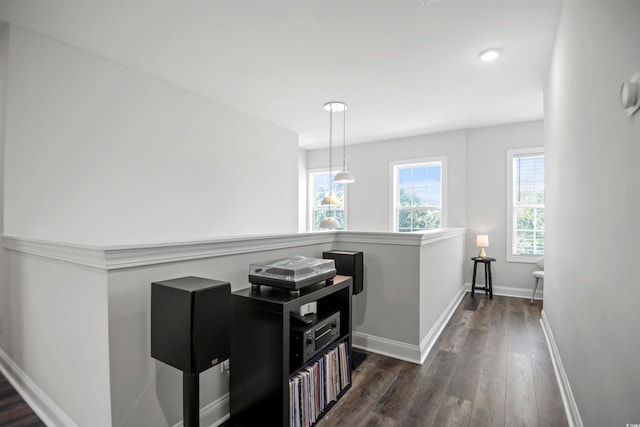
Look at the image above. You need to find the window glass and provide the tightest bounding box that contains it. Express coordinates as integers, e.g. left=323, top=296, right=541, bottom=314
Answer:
left=309, top=171, right=346, bottom=231
left=392, top=161, right=443, bottom=232
left=509, top=150, right=545, bottom=259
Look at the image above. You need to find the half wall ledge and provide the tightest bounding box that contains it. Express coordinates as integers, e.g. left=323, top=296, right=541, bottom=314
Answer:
left=1, top=228, right=467, bottom=270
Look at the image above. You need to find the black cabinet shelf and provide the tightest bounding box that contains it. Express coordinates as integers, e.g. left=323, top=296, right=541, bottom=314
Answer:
left=230, top=276, right=352, bottom=427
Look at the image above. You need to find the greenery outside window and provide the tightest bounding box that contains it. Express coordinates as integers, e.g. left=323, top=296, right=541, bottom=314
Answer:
left=507, top=147, right=545, bottom=262
left=308, top=169, right=346, bottom=231
left=390, top=158, right=445, bottom=232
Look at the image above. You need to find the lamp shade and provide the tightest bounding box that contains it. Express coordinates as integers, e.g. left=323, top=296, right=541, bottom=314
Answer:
left=334, top=170, right=355, bottom=184
left=321, top=194, right=342, bottom=206
left=476, top=234, right=489, bottom=258
left=476, top=235, right=489, bottom=248
left=319, top=216, right=340, bottom=229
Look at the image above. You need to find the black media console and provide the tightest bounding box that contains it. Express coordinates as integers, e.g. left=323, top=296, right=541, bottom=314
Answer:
left=229, top=275, right=352, bottom=426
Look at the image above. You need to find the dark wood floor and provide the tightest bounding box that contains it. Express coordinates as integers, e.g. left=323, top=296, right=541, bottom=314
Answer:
left=0, top=372, right=45, bottom=427
left=316, top=293, right=568, bottom=427
left=2, top=294, right=566, bottom=427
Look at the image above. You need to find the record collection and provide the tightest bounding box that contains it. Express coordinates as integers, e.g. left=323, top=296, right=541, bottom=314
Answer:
left=288, top=341, right=350, bottom=427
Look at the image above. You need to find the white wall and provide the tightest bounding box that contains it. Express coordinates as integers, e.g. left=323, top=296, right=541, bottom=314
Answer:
left=297, top=148, right=307, bottom=232
left=337, top=242, right=420, bottom=344
left=419, top=232, right=465, bottom=343
left=0, top=24, right=9, bottom=352
left=466, top=121, right=545, bottom=290
left=306, top=130, right=468, bottom=231
left=545, top=1, right=640, bottom=426
left=6, top=253, right=111, bottom=426
left=0, top=23, right=302, bottom=426
left=2, top=25, right=299, bottom=244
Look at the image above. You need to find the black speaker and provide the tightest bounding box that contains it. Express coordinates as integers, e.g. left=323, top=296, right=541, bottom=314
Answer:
left=151, top=276, right=231, bottom=374
left=323, top=250, right=364, bottom=295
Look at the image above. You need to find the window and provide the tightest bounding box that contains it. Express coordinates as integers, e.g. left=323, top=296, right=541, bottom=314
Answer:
left=507, top=147, right=545, bottom=262
left=308, top=170, right=346, bottom=231
left=390, top=158, right=445, bottom=232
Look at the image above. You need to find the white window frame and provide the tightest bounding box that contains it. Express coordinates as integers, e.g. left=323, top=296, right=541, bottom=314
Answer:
left=389, top=156, right=447, bottom=232
left=506, top=147, right=545, bottom=263
left=307, top=168, right=348, bottom=231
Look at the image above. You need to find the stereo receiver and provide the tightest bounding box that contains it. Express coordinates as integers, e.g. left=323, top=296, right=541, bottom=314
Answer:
left=291, top=311, right=341, bottom=365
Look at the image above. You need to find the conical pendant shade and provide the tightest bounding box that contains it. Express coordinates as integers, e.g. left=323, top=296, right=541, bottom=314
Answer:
left=321, top=194, right=342, bottom=205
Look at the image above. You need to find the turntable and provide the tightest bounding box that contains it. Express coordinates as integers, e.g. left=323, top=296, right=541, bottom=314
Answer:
left=248, top=256, right=336, bottom=294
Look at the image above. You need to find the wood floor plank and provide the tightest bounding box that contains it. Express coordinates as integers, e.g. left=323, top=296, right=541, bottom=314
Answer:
left=439, top=310, right=474, bottom=354
left=506, top=296, right=527, bottom=310
left=374, top=361, right=422, bottom=420
left=421, top=333, right=444, bottom=373
left=397, top=372, right=451, bottom=427
left=479, top=351, right=507, bottom=380
left=423, top=350, right=458, bottom=378
left=354, top=354, right=406, bottom=400
left=0, top=374, right=45, bottom=427
left=460, top=293, right=480, bottom=312
left=488, top=299, right=508, bottom=337
left=433, top=395, right=473, bottom=427
left=506, top=310, right=530, bottom=354
left=484, top=328, right=507, bottom=355
left=471, top=298, right=494, bottom=332
left=468, top=373, right=506, bottom=427
left=524, top=305, right=545, bottom=344
left=446, top=351, right=482, bottom=402
left=359, top=411, right=399, bottom=427
left=530, top=341, right=569, bottom=427
left=0, top=393, right=23, bottom=410
left=315, top=394, right=377, bottom=427
left=463, top=328, right=488, bottom=354
left=505, top=352, right=539, bottom=427
left=446, top=328, right=487, bottom=401
left=478, top=328, right=508, bottom=382
left=396, top=350, right=458, bottom=426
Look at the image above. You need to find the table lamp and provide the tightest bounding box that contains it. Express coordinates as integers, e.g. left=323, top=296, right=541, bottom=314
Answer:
left=476, top=234, right=489, bottom=258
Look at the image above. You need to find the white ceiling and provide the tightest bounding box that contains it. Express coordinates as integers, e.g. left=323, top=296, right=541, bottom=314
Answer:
left=0, top=0, right=562, bottom=149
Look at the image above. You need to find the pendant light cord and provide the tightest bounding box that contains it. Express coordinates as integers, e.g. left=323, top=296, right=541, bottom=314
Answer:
left=328, top=107, right=333, bottom=217
left=342, top=109, right=347, bottom=169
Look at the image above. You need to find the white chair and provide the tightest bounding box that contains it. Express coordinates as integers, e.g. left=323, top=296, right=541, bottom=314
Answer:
left=531, top=257, right=544, bottom=303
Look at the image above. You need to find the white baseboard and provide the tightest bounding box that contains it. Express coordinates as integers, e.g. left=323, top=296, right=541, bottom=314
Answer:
left=352, top=332, right=421, bottom=364
left=464, top=282, right=543, bottom=300
left=539, top=311, right=584, bottom=427
left=0, top=346, right=78, bottom=427
left=171, top=393, right=230, bottom=427
left=419, top=285, right=466, bottom=364
left=353, top=285, right=466, bottom=365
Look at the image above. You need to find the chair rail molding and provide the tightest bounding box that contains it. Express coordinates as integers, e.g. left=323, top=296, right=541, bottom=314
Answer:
left=2, top=228, right=467, bottom=270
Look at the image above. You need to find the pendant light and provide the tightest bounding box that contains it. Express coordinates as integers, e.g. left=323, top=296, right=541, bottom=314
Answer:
left=333, top=102, right=355, bottom=184
left=319, top=101, right=345, bottom=229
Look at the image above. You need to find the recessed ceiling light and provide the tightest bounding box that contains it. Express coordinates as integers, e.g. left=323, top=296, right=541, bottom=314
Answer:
left=478, top=48, right=501, bottom=62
